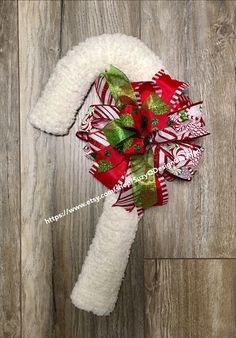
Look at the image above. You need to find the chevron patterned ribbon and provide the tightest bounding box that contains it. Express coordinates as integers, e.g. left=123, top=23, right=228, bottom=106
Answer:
left=76, top=65, right=209, bottom=218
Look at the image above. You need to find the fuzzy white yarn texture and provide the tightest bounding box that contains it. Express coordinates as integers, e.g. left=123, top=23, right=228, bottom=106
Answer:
left=71, top=193, right=139, bottom=316
left=29, top=33, right=164, bottom=135
left=29, top=34, right=164, bottom=315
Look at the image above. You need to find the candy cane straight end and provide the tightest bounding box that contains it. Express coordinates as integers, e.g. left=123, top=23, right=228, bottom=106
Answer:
left=70, top=193, right=140, bottom=316
left=70, top=281, right=113, bottom=316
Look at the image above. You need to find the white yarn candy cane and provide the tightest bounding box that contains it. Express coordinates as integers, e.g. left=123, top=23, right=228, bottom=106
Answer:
left=29, top=34, right=164, bottom=315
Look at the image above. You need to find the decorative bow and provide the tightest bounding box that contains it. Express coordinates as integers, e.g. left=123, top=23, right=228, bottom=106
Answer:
left=77, top=66, right=209, bottom=218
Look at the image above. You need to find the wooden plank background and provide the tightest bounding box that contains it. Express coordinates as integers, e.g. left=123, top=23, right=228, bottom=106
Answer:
left=1, top=0, right=235, bottom=337
left=0, top=1, right=21, bottom=337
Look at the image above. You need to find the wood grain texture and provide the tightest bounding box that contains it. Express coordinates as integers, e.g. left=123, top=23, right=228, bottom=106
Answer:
left=145, top=259, right=236, bottom=338
left=18, top=1, right=61, bottom=337
left=141, top=0, right=236, bottom=258
left=0, top=1, right=21, bottom=337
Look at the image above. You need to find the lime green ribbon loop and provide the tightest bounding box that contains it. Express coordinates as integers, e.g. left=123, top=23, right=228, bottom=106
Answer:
left=143, top=92, right=170, bottom=115
left=103, top=65, right=137, bottom=109
left=103, top=119, right=136, bottom=148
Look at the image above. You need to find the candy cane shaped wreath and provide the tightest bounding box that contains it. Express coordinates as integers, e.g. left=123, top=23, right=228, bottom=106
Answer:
left=29, top=34, right=209, bottom=316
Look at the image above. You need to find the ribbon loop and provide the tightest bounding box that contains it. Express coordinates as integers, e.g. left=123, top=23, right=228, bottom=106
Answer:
left=103, top=65, right=137, bottom=109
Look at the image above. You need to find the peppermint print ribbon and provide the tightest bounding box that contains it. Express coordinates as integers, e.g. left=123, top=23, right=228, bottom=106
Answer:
left=76, top=65, right=209, bottom=218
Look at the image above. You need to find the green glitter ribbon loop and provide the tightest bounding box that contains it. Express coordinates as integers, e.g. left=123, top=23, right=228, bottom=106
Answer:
left=103, top=119, right=136, bottom=148
left=103, top=65, right=137, bottom=110
left=142, top=92, right=170, bottom=115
